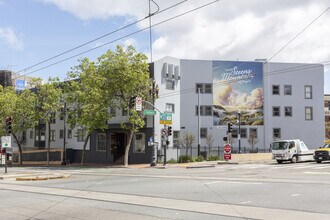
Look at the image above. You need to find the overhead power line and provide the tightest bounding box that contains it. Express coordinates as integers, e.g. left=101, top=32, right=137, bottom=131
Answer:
left=14, top=0, right=220, bottom=79
left=267, top=7, right=330, bottom=62
left=16, top=0, right=188, bottom=74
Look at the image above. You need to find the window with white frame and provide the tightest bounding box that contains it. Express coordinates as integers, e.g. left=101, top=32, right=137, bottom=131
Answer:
left=109, top=107, right=116, bottom=116
left=196, top=83, right=212, bottom=94
left=77, top=129, right=86, bottom=142
left=272, top=85, right=280, bottom=95
left=305, top=85, right=312, bottom=99
left=273, top=106, right=280, bottom=117
left=200, top=128, right=207, bottom=139
left=284, top=85, right=292, bottom=95
left=122, top=108, right=128, bottom=116
left=165, top=103, right=175, bottom=113
left=96, top=133, right=106, bottom=151
left=67, top=129, right=72, bottom=139
left=285, top=106, right=292, bottom=117
left=50, top=112, right=56, bottom=123
left=134, top=133, right=145, bottom=153
left=196, top=105, right=213, bottom=116
left=50, top=130, right=55, bottom=141
left=30, top=130, right=33, bottom=139
left=240, top=128, right=247, bottom=138
left=305, top=106, right=313, bottom=120
left=166, top=79, right=174, bottom=90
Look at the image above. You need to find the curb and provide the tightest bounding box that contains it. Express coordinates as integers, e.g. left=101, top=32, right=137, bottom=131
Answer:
left=15, top=174, right=71, bottom=181
left=186, top=165, right=216, bottom=169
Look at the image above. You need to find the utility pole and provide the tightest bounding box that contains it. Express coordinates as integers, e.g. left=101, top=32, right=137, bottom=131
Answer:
left=238, top=110, right=241, bottom=153
left=148, top=0, right=153, bottom=62
left=197, top=88, right=201, bottom=156
left=61, top=100, right=67, bottom=165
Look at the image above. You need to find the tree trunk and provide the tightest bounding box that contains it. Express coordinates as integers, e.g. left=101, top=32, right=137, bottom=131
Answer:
left=47, top=122, right=50, bottom=165
left=186, top=147, right=188, bottom=155
left=81, top=133, right=91, bottom=165
left=12, top=133, right=23, bottom=166
left=124, top=130, right=134, bottom=167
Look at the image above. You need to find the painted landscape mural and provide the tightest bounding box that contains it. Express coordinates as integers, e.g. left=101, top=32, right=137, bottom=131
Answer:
left=213, top=61, right=263, bottom=126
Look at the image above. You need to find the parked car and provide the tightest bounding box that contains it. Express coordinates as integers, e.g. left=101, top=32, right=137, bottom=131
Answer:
left=314, top=144, right=330, bottom=163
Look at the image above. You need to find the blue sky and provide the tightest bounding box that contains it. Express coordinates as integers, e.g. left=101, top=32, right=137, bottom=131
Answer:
left=0, top=0, right=329, bottom=93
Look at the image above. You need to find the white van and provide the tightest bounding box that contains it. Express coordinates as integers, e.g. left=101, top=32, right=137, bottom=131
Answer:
left=271, top=139, right=314, bottom=163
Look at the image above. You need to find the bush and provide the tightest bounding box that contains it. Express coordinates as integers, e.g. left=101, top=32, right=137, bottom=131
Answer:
left=193, top=155, right=204, bottom=162
left=178, top=155, right=193, bottom=163
left=207, top=155, right=220, bottom=161
left=167, top=158, right=177, bottom=164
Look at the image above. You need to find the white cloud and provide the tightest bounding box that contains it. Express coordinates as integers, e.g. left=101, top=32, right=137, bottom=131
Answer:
left=0, top=27, right=24, bottom=50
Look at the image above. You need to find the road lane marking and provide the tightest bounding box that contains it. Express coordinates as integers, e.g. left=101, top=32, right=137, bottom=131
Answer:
left=304, top=171, right=330, bottom=175
left=290, top=194, right=300, bottom=197
left=0, top=183, right=329, bottom=220
left=241, top=201, right=252, bottom=204
left=205, top=180, right=262, bottom=185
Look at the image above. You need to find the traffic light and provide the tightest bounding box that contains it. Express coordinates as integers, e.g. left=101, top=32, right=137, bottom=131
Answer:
left=168, top=126, right=172, bottom=136
left=129, top=96, right=136, bottom=109
left=227, top=122, right=232, bottom=134
left=5, top=117, right=12, bottom=134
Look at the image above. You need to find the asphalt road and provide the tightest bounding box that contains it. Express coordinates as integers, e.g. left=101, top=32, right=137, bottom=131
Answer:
left=0, top=161, right=330, bottom=219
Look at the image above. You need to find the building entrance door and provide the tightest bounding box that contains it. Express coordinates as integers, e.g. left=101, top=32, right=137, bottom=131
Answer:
left=110, top=133, right=126, bottom=163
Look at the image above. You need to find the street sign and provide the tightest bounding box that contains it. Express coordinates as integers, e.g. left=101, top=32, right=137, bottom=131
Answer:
left=161, top=128, right=168, bottom=136
left=1, top=136, right=11, bottom=148
left=224, top=144, right=231, bottom=153
left=160, top=113, right=172, bottom=125
left=224, top=144, right=231, bottom=161
left=136, top=97, right=142, bottom=111
left=144, top=109, right=157, bottom=115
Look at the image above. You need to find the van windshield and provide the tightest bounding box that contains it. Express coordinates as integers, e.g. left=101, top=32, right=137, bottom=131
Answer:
left=272, top=142, right=288, bottom=150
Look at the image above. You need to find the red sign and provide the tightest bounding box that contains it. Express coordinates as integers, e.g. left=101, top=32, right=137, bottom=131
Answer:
left=224, top=154, right=231, bottom=160
left=224, top=144, right=231, bottom=153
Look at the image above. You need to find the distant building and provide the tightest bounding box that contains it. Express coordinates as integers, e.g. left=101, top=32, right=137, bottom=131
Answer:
left=13, top=57, right=325, bottom=164
left=0, top=70, right=34, bottom=90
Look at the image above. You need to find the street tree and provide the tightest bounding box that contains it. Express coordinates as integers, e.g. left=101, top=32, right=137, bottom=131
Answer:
left=65, top=58, right=111, bottom=165
left=205, top=133, right=214, bottom=157
left=98, top=45, right=149, bottom=166
left=0, top=86, right=37, bottom=165
left=248, top=130, right=258, bottom=149
left=180, top=132, right=196, bottom=155
left=31, top=78, right=63, bottom=165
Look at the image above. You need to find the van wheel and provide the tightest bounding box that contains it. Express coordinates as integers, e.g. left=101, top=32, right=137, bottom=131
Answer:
left=277, top=160, right=283, bottom=164
left=316, top=160, right=322, bottom=163
left=291, top=156, right=297, bottom=163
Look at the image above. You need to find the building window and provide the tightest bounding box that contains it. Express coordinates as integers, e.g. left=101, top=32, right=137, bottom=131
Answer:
left=109, top=107, right=116, bottom=116
left=273, top=128, right=281, bottom=139
left=196, top=105, right=213, bottom=116
left=273, top=106, right=280, bottom=117
left=96, top=133, right=106, bottom=151
left=59, top=129, right=64, bottom=139
left=249, top=128, right=258, bottom=139
left=60, top=108, right=64, bottom=120
left=240, top=128, right=247, bottom=138
left=284, top=85, right=292, bottom=95
left=50, top=130, right=55, bottom=141
left=166, top=79, right=174, bottom=90
left=122, top=108, right=128, bottom=116
left=67, top=129, right=72, bottom=139
left=196, top=83, right=212, bottom=94
left=272, top=85, right=280, bottom=95
left=305, top=85, right=312, bottom=99
left=50, top=112, right=56, bottom=124
left=134, top=133, right=145, bottom=153
left=200, top=128, right=207, bottom=139
left=77, top=129, right=86, bottom=142
left=173, top=131, right=180, bottom=148
left=165, top=103, right=175, bottom=113
left=284, top=106, right=292, bottom=117
left=305, top=107, right=313, bottom=120
left=30, top=130, right=33, bottom=139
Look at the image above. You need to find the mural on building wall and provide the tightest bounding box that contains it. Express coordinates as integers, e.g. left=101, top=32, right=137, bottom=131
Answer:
left=213, top=61, right=263, bottom=126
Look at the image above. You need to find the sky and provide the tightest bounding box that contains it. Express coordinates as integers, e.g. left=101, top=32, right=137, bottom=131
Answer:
left=0, top=0, right=329, bottom=93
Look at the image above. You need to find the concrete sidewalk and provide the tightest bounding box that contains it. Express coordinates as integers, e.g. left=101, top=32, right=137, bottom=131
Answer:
left=0, top=153, right=273, bottom=180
